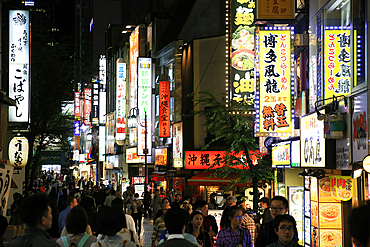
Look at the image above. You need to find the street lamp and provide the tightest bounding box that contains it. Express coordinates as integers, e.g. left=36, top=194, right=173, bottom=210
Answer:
left=128, top=107, right=149, bottom=190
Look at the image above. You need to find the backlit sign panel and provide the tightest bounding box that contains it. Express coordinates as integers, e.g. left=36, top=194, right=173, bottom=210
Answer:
left=99, top=126, right=106, bottom=162
left=9, top=10, right=30, bottom=122
left=84, top=88, right=92, bottom=125
left=126, top=148, right=145, bottom=164
left=74, top=121, right=80, bottom=136
left=255, top=27, right=295, bottom=137
left=272, top=142, right=291, bottom=167
left=116, top=60, right=126, bottom=141
left=257, top=0, right=295, bottom=20
left=155, top=148, right=167, bottom=166
left=159, top=81, right=170, bottom=137
left=137, top=57, right=152, bottom=156
left=74, top=92, right=81, bottom=120
left=92, top=80, right=99, bottom=125
left=129, top=27, right=139, bottom=109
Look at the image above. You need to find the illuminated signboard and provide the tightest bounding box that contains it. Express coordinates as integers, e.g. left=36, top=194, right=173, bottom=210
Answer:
left=8, top=135, right=28, bottom=167
left=185, top=150, right=261, bottom=169
left=257, top=0, right=295, bottom=20
left=155, top=148, right=167, bottom=166
left=255, top=27, right=295, bottom=137
left=99, top=55, right=106, bottom=84
left=116, top=60, right=126, bottom=142
left=272, top=142, right=291, bottom=167
left=92, top=80, right=99, bottom=125
left=228, top=0, right=256, bottom=104
left=99, top=126, right=106, bottom=162
left=129, top=27, right=139, bottom=110
left=9, top=10, right=30, bottom=123
left=291, top=140, right=300, bottom=167
left=352, top=92, right=368, bottom=162
left=74, top=92, right=81, bottom=120
left=132, top=176, right=145, bottom=184
left=73, top=150, right=79, bottom=161
left=74, top=121, right=80, bottom=136
left=126, top=147, right=145, bottom=164
left=84, top=88, right=92, bottom=125
left=99, top=55, right=106, bottom=125
left=324, top=28, right=351, bottom=99
left=300, top=111, right=325, bottom=168
left=159, top=81, right=170, bottom=137
left=173, top=121, right=183, bottom=168
left=137, top=57, right=152, bottom=156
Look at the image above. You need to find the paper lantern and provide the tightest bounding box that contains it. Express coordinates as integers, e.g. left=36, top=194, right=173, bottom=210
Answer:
left=8, top=136, right=28, bottom=167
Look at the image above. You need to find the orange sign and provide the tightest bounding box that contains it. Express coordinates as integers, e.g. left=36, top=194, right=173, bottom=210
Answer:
left=185, top=150, right=261, bottom=169
left=159, top=81, right=170, bottom=137
left=257, top=0, right=295, bottom=20
left=155, top=148, right=168, bottom=166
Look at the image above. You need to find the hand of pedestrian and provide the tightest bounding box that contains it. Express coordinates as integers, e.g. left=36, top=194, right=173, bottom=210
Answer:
left=208, top=226, right=216, bottom=238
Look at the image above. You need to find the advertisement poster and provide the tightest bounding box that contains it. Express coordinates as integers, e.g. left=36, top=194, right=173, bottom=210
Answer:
left=0, top=167, right=14, bottom=215
left=272, top=142, right=291, bottom=167
left=289, top=187, right=304, bottom=245
left=304, top=217, right=311, bottom=245
left=318, top=202, right=342, bottom=229
left=304, top=190, right=311, bottom=217
left=319, top=177, right=340, bottom=202
left=319, top=229, right=342, bottom=247
left=134, top=184, right=144, bottom=199
left=311, top=226, right=319, bottom=247
left=330, top=175, right=352, bottom=201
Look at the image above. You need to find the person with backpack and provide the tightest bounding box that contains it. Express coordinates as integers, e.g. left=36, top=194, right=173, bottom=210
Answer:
left=130, top=193, right=143, bottom=239
left=56, top=206, right=96, bottom=247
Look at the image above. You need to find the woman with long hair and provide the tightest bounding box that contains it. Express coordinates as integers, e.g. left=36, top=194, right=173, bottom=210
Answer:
left=216, top=205, right=252, bottom=247
left=188, top=211, right=211, bottom=247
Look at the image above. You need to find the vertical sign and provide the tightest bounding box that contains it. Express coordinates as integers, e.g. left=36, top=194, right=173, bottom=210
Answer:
left=352, top=92, right=368, bottom=162
left=229, top=0, right=255, bottom=104
left=74, top=121, right=80, bottom=136
left=256, top=28, right=294, bottom=137
left=92, top=80, right=99, bottom=125
left=9, top=10, right=30, bottom=122
left=8, top=136, right=28, bottom=167
left=74, top=92, right=81, bottom=120
left=173, top=178, right=185, bottom=198
left=84, top=88, right=92, bottom=125
left=159, top=81, right=170, bottom=137
left=116, top=60, right=126, bottom=141
left=173, top=121, right=183, bottom=168
left=129, top=27, right=139, bottom=110
left=0, top=168, right=14, bottom=216
left=99, top=126, right=106, bottom=162
left=137, top=57, right=152, bottom=156
left=324, top=28, right=351, bottom=99
left=99, top=55, right=106, bottom=124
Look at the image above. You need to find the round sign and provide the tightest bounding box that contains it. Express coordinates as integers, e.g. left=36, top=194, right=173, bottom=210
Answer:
left=8, top=136, right=29, bottom=167
left=363, top=155, right=370, bottom=173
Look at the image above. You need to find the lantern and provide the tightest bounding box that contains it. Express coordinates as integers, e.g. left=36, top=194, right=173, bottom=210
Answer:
left=8, top=135, right=28, bottom=167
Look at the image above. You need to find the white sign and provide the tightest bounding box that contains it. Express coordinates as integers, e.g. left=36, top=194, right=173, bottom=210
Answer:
left=99, top=126, right=106, bottom=162
left=99, top=55, right=106, bottom=85
left=137, top=57, right=152, bottom=156
left=116, top=60, right=126, bottom=142
left=173, top=121, right=183, bottom=160
left=99, top=55, right=106, bottom=125
left=300, top=111, right=325, bottom=167
left=73, top=150, right=79, bottom=161
left=352, top=92, right=368, bottom=162
left=9, top=10, right=30, bottom=123
left=8, top=136, right=28, bottom=167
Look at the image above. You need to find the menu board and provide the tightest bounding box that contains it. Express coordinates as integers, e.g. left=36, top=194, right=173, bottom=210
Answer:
left=319, top=229, right=342, bottom=247
left=289, top=187, right=304, bottom=245
left=311, top=201, right=318, bottom=228
left=311, top=177, right=318, bottom=202
left=330, top=175, right=353, bottom=201
left=319, top=177, right=340, bottom=202
left=318, top=203, right=342, bottom=229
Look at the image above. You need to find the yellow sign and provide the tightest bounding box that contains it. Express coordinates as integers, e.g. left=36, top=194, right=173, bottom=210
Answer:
left=257, top=0, right=295, bottom=20
left=324, top=29, right=351, bottom=99
left=257, top=29, right=293, bottom=136
left=330, top=175, right=353, bottom=201
left=272, top=143, right=290, bottom=167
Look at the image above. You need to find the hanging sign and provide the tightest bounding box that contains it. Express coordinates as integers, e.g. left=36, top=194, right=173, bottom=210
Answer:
left=330, top=175, right=352, bottom=201
left=84, top=88, right=92, bottom=125
left=255, top=27, right=295, bottom=137
left=155, top=148, right=167, bottom=166
left=116, top=59, right=126, bottom=142
left=8, top=136, right=29, bottom=167
left=159, top=81, right=170, bottom=137
left=74, top=92, right=81, bottom=120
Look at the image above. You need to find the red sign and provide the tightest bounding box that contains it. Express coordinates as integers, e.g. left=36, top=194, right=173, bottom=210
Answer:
left=74, top=92, right=81, bottom=120
left=185, top=150, right=261, bottom=169
left=155, top=148, right=167, bottom=166
left=173, top=177, right=185, bottom=197
left=84, top=88, right=92, bottom=125
left=132, top=176, right=145, bottom=185
left=159, top=81, right=170, bottom=137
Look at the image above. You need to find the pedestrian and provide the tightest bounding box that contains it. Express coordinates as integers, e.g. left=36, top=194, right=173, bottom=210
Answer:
left=112, top=198, right=140, bottom=246
left=91, top=206, right=136, bottom=247
left=180, top=200, right=192, bottom=215
left=157, top=208, right=198, bottom=247
left=131, top=193, right=143, bottom=239
left=58, top=196, right=79, bottom=233
left=144, top=190, right=152, bottom=217
left=255, top=196, right=298, bottom=247
left=46, top=187, right=60, bottom=238
left=224, top=196, right=237, bottom=208
left=266, top=215, right=303, bottom=247
left=9, top=192, right=23, bottom=239
left=187, top=210, right=212, bottom=247
left=103, top=189, right=117, bottom=207
left=156, top=197, right=170, bottom=219
left=172, top=193, right=182, bottom=209
left=58, top=188, right=69, bottom=212
left=349, top=203, right=370, bottom=247
left=152, top=189, right=162, bottom=221
left=8, top=193, right=59, bottom=247
left=56, top=206, right=97, bottom=246
left=238, top=200, right=256, bottom=245
left=258, top=197, right=273, bottom=224
left=0, top=213, right=8, bottom=247
left=152, top=204, right=170, bottom=246
left=193, top=200, right=218, bottom=246
left=216, top=205, right=253, bottom=247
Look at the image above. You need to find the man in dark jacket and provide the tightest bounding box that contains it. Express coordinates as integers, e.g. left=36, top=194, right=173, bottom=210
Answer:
left=8, top=193, right=59, bottom=247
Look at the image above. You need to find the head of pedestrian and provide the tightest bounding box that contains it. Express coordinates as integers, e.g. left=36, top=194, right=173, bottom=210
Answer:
left=193, top=200, right=208, bottom=218
left=164, top=208, right=188, bottom=235
left=273, top=215, right=297, bottom=246
left=162, top=204, right=171, bottom=214
left=349, top=203, right=370, bottom=247
left=226, top=205, right=243, bottom=230
left=95, top=206, right=126, bottom=236
left=162, top=197, right=170, bottom=206
left=67, top=196, right=78, bottom=208
left=259, top=197, right=270, bottom=209
left=175, top=193, right=181, bottom=202
left=65, top=206, right=88, bottom=235
left=134, top=193, right=139, bottom=200
left=226, top=196, right=237, bottom=207
left=269, top=196, right=288, bottom=219
left=155, top=189, right=159, bottom=195
left=19, top=193, right=53, bottom=231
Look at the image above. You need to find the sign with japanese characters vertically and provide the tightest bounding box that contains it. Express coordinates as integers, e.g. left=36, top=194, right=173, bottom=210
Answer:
left=116, top=60, right=126, bottom=141
left=84, top=88, right=92, bottom=126
left=137, top=57, right=152, bottom=156
left=159, top=81, right=170, bottom=137
left=256, top=28, right=294, bottom=137
left=129, top=27, right=139, bottom=110
left=8, top=136, right=28, bottom=167
left=229, top=0, right=255, bottom=104
left=9, top=10, right=30, bottom=123
left=91, top=80, right=99, bottom=125
left=173, top=121, right=183, bottom=168
left=324, top=28, right=351, bottom=99
left=74, top=92, right=81, bottom=120
left=99, top=55, right=106, bottom=125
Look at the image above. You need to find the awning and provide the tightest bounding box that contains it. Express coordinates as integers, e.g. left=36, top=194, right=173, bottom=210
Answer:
left=188, top=171, right=249, bottom=187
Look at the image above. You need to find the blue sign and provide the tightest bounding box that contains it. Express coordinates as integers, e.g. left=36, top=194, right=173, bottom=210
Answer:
left=74, top=121, right=80, bottom=136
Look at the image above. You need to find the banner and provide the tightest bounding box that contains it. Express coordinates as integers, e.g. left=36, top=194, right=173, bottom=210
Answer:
left=0, top=167, right=14, bottom=215
left=173, top=178, right=185, bottom=198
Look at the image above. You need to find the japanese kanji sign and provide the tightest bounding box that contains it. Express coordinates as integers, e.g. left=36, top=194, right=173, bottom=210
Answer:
left=137, top=57, right=152, bottom=156
left=256, top=28, right=294, bottom=137
left=229, top=0, right=256, bottom=104
left=116, top=60, right=126, bottom=141
left=185, top=150, right=261, bottom=169
left=173, top=121, right=183, bottom=168
left=272, top=142, right=291, bottom=167
left=257, top=0, right=295, bottom=20
left=129, top=27, right=139, bottom=110
left=74, top=92, right=81, bottom=120
left=155, top=148, right=167, bottom=166
left=330, top=175, right=352, bottom=201
left=9, top=10, right=30, bottom=123
left=324, top=28, right=351, bottom=99
left=92, top=80, right=99, bottom=126
left=99, top=55, right=107, bottom=124
left=84, top=88, right=92, bottom=126
left=8, top=136, right=28, bottom=167
left=159, top=81, right=170, bottom=137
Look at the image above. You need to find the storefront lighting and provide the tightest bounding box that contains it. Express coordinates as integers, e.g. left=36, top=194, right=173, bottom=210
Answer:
left=352, top=163, right=363, bottom=179
left=363, top=155, right=370, bottom=173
